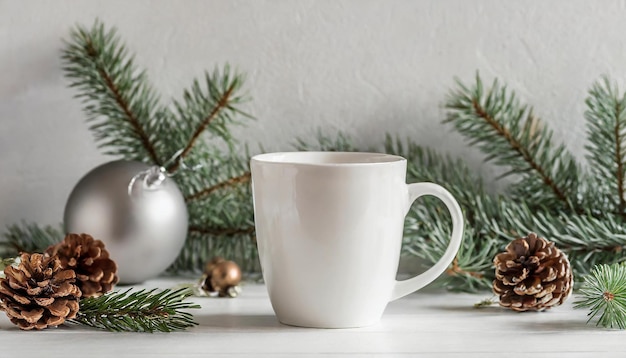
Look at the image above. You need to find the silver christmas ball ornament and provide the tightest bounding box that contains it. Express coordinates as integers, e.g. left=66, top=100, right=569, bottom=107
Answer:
left=64, top=160, right=188, bottom=284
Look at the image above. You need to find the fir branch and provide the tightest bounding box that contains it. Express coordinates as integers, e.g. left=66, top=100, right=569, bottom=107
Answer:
left=62, top=20, right=255, bottom=273
left=185, top=172, right=251, bottom=202
left=384, top=135, right=485, bottom=214
left=168, top=67, right=250, bottom=173
left=70, top=288, right=200, bottom=333
left=62, top=20, right=164, bottom=164
left=86, top=40, right=160, bottom=165
left=170, top=223, right=258, bottom=274
left=172, top=83, right=235, bottom=170
left=188, top=225, right=256, bottom=236
left=585, top=76, right=626, bottom=214
left=445, top=74, right=579, bottom=210
left=391, top=128, right=626, bottom=291
left=574, top=263, right=626, bottom=329
left=1, top=222, right=63, bottom=257
left=0, top=257, right=17, bottom=277
left=169, top=148, right=256, bottom=273
left=446, top=257, right=485, bottom=279
left=474, top=296, right=497, bottom=308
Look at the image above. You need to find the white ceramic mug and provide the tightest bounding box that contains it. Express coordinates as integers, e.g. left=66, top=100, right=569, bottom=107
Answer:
left=251, top=152, right=464, bottom=328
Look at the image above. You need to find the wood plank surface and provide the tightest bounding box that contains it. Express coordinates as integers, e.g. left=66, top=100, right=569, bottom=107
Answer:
left=0, top=278, right=623, bottom=357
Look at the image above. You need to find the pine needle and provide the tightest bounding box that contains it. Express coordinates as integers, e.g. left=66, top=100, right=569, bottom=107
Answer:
left=1, top=221, right=63, bottom=257
left=474, top=296, right=498, bottom=308
left=574, top=263, right=626, bottom=329
left=70, top=288, right=200, bottom=333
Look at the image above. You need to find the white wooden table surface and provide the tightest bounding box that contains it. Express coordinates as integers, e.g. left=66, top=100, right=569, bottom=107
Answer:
left=0, top=277, right=624, bottom=358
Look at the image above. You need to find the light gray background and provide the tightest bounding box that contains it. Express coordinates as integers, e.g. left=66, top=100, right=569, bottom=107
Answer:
left=0, top=0, right=622, bottom=229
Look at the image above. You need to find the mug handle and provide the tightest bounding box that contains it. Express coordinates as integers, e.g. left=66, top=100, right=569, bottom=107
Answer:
left=390, top=182, right=464, bottom=301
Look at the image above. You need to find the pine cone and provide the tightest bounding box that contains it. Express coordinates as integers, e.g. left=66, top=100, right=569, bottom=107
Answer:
left=46, top=233, right=118, bottom=298
left=493, top=233, right=573, bottom=311
left=0, top=253, right=81, bottom=330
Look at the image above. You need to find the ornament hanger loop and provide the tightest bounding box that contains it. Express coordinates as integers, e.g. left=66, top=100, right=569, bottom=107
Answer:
left=165, top=148, right=204, bottom=175
left=127, top=149, right=204, bottom=198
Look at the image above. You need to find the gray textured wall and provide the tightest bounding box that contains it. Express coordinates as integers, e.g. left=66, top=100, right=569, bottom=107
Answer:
left=0, top=0, right=622, bottom=229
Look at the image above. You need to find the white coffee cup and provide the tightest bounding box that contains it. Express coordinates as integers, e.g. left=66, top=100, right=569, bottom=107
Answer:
left=251, top=152, right=463, bottom=328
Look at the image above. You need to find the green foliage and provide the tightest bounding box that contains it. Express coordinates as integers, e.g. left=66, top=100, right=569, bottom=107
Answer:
left=1, top=222, right=62, bottom=257
left=60, top=20, right=256, bottom=273
left=317, top=74, right=626, bottom=294
left=385, top=136, right=500, bottom=291
left=584, top=77, right=626, bottom=214
left=394, top=74, right=626, bottom=293
left=0, top=257, right=17, bottom=274
left=70, top=288, right=199, bottom=332
left=445, top=74, right=580, bottom=210
left=5, top=20, right=626, bottom=298
left=575, top=263, right=626, bottom=329
left=62, top=20, right=166, bottom=163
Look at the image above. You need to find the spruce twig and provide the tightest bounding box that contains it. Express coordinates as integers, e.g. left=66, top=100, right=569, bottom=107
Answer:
left=188, top=225, right=256, bottom=236
left=169, top=81, right=238, bottom=172
left=70, top=288, right=200, bottom=333
left=62, top=20, right=164, bottom=164
left=574, top=263, right=626, bottom=329
left=585, top=76, right=626, bottom=215
left=60, top=20, right=255, bottom=273
left=185, top=172, right=251, bottom=202
left=445, top=74, right=579, bottom=210
left=474, top=296, right=497, bottom=308
left=1, top=222, right=63, bottom=257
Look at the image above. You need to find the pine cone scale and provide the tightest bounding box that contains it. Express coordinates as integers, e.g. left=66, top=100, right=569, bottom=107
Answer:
left=101, top=272, right=116, bottom=284
left=46, top=315, right=65, bottom=327
left=535, top=283, right=556, bottom=298
left=81, top=281, right=102, bottom=296
left=8, top=280, right=23, bottom=291
left=509, top=241, right=529, bottom=257
left=47, top=299, right=71, bottom=317
left=20, top=308, right=44, bottom=323
left=90, top=269, right=104, bottom=281
left=34, top=297, right=55, bottom=306
left=0, top=282, right=30, bottom=305
left=26, top=286, right=43, bottom=295
left=54, top=269, right=77, bottom=282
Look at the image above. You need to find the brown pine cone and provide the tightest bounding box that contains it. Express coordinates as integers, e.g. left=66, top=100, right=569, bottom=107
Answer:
left=0, top=253, right=81, bottom=330
left=493, top=233, right=573, bottom=312
left=46, top=233, right=118, bottom=298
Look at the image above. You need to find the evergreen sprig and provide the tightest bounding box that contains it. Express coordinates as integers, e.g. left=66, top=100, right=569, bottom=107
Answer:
left=1, top=222, right=62, bottom=257
left=445, top=74, right=580, bottom=211
left=298, top=77, right=626, bottom=291
left=59, top=20, right=256, bottom=273
left=70, top=288, right=200, bottom=333
left=584, top=77, right=626, bottom=215
left=574, top=263, right=626, bottom=329
left=62, top=20, right=166, bottom=164
left=6, top=19, right=626, bottom=299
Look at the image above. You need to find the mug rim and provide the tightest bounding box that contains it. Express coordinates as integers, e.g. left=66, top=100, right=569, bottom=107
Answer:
left=251, top=151, right=406, bottom=167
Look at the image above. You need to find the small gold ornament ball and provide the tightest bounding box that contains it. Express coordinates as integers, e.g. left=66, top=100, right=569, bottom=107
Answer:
left=204, top=257, right=226, bottom=275
left=203, top=257, right=242, bottom=297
